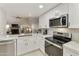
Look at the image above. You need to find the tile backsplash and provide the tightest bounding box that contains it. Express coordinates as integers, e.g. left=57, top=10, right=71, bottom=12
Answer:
left=48, top=28, right=79, bottom=43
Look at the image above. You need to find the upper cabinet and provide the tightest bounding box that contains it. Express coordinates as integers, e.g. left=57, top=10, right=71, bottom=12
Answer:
left=69, top=4, right=79, bottom=28
left=39, top=4, right=69, bottom=28
left=39, top=13, right=50, bottom=28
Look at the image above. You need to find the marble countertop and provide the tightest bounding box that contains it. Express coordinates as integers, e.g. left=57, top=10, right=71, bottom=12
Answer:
left=42, top=34, right=53, bottom=38
left=0, top=35, right=17, bottom=41
left=0, top=33, right=53, bottom=41
left=0, top=33, right=32, bottom=41
left=38, top=34, right=53, bottom=38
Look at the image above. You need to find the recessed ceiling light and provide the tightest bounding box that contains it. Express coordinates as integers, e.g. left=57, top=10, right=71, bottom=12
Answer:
left=39, top=5, right=44, bottom=9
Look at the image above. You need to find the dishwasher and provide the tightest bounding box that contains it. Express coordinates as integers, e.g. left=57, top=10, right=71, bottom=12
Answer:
left=0, top=40, right=16, bottom=56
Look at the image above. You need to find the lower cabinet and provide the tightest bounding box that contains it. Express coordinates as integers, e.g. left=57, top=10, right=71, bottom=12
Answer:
left=40, top=38, right=45, bottom=53
left=17, top=34, right=45, bottom=55
left=63, top=46, right=79, bottom=56
left=37, top=34, right=45, bottom=54
left=17, top=37, right=29, bottom=55
left=17, top=36, right=38, bottom=55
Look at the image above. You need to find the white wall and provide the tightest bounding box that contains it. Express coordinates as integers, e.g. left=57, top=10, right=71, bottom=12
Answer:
left=0, top=8, right=6, bottom=35
left=6, top=14, right=39, bottom=30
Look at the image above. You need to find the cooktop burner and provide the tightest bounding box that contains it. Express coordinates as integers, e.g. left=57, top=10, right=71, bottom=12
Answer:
left=45, top=32, right=72, bottom=46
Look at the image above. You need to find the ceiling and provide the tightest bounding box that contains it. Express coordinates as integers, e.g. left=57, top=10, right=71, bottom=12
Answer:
left=0, top=3, right=59, bottom=18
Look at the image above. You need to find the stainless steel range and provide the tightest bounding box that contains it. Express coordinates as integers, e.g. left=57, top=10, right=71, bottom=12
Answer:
left=45, top=32, right=72, bottom=56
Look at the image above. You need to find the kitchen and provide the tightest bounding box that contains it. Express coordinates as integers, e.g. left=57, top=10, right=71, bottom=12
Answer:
left=0, top=3, right=79, bottom=56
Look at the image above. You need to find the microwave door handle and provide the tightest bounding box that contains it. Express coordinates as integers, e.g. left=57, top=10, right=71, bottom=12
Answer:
left=60, top=17, right=62, bottom=27
left=66, top=14, right=68, bottom=27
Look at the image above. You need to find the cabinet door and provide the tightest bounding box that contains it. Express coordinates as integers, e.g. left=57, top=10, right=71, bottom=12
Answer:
left=26, top=36, right=36, bottom=51
left=40, top=38, right=45, bottom=53
left=32, top=34, right=39, bottom=49
left=63, top=47, right=79, bottom=56
left=38, top=35, right=45, bottom=53
left=17, top=37, right=25, bottom=55
left=24, top=36, right=38, bottom=52
left=63, top=49, right=79, bottom=56
left=69, top=3, right=79, bottom=28
left=22, top=37, right=29, bottom=52
left=17, top=37, right=28, bottom=55
left=39, top=15, right=49, bottom=28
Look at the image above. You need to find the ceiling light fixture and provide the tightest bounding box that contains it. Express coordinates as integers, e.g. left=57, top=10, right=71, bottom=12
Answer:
left=39, top=5, right=44, bottom=9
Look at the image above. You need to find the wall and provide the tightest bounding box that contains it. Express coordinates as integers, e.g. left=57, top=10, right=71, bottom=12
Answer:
left=48, top=28, right=79, bottom=43
left=4, top=12, right=39, bottom=34
left=0, top=8, right=6, bottom=35
left=69, top=29, right=79, bottom=42
left=6, top=16, right=38, bottom=24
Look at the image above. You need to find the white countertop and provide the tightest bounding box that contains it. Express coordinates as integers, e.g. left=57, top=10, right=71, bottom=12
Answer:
left=0, top=35, right=18, bottom=41
left=42, top=35, right=53, bottom=38
left=63, top=41, right=79, bottom=54
left=0, top=33, right=32, bottom=41
left=0, top=33, right=53, bottom=41
left=35, top=33, right=53, bottom=37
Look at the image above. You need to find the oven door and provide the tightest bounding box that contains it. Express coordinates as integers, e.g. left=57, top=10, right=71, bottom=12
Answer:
left=45, top=40, right=63, bottom=56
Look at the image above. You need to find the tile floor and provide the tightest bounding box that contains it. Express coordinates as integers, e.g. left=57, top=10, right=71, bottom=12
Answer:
left=23, top=50, right=47, bottom=56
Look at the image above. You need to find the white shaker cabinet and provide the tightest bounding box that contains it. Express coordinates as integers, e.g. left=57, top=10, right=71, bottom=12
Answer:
left=69, top=3, right=79, bottom=28
left=17, top=36, right=39, bottom=55
left=63, top=41, right=79, bottom=56
left=39, top=15, right=49, bottom=28
left=40, top=37, right=45, bottom=53
left=37, top=34, right=45, bottom=53
left=28, top=36, right=39, bottom=51
left=32, top=34, right=40, bottom=49
left=17, top=37, right=29, bottom=55
left=63, top=47, right=79, bottom=56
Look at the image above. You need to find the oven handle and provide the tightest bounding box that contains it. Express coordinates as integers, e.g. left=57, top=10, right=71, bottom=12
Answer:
left=45, top=40, right=63, bottom=49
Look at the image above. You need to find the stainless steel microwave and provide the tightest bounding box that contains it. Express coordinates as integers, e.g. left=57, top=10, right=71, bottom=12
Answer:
left=49, top=14, right=68, bottom=28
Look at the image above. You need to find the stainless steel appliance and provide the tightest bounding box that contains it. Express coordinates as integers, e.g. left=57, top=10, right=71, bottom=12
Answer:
left=45, top=32, right=72, bottom=56
left=11, top=24, right=20, bottom=34
left=49, top=14, right=68, bottom=28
